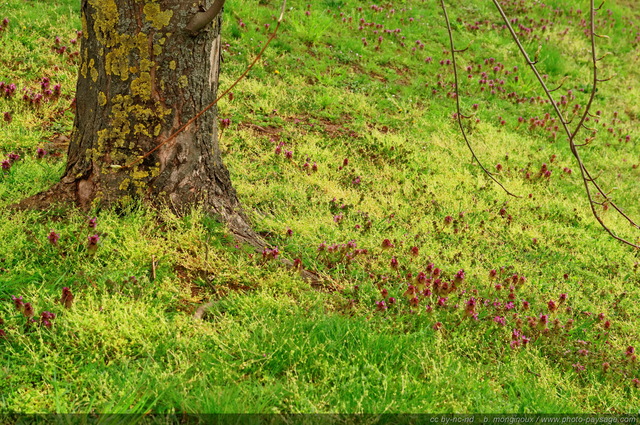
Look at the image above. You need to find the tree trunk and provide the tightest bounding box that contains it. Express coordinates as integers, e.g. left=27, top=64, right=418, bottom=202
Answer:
left=17, top=0, right=259, bottom=246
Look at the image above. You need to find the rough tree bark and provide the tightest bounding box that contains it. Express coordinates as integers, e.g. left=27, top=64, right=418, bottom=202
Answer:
left=17, top=0, right=259, bottom=246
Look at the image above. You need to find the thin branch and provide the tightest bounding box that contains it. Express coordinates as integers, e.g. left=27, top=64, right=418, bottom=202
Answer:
left=492, top=0, right=639, bottom=249
left=124, top=0, right=287, bottom=170
left=549, top=75, right=569, bottom=92
left=186, top=0, right=227, bottom=35
left=440, top=0, right=520, bottom=198
left=596, top=74, right=616, bottom=82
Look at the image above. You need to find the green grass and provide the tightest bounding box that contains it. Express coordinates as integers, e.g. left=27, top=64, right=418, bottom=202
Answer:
left=1, top=0, right=640, bottom=415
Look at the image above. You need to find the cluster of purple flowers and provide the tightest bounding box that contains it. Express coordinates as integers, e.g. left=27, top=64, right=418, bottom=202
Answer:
left=1, top=152, right=19, bottom=171
left=262, top=246, right=280, bottom=261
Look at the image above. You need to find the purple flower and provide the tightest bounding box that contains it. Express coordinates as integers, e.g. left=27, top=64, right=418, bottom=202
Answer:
left=262, top=246, right=280, bottom=261
left=12, top=295, right=24, bottom=312
left=403, top=285, right=416, bottom=299
left=48, top=230, right=60, bottom=245
left=376, top=300, right=387, bottom=311
left=36, top=148, right=48, bottom=158
left=41, top=311, right=55, bottom=321
left=493, top=316, right=506, bottom=326
left=23, top=302, right=34, bottom=318
left=1, top=159, right=10, bottom=170
left=465, top=298, right=477, bottom=309
left=537, top=314, right=548, bottom=330
left=88, top=234, right=100, bottom=245
left=88, top=217, right=97, bottom=228
left=8, top=153, right=19, bottom=162
left=61, top=287, right=74, bottom=309
left=41, top=311, right=55, bottom=328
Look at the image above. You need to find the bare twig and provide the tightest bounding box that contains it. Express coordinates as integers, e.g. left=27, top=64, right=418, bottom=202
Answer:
left=440, top=0, right=520, bottom=198
left=492, top=0, right=639, bottom=249
left=186, top=0, right=227, bottom=35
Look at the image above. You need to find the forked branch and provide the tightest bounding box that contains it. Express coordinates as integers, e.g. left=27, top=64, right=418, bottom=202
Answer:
left=492, top=0, right=639, bottom=249
left=440, top=0, right=520, bottom=198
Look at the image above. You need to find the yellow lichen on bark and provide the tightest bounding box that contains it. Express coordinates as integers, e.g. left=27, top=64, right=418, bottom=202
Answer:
left=133, top=123, right=151, bottom=137
left=132, top=169, right=150, bottom=180
left=131, top=72, right=152, bottom=99
left=96, top=94, right=134, bottom=160
left=82, top=0, right=181, bottom=193
left=142, top=3, right=173, bottom=30
left=88, top=0, right=119, bottom=47
left=105, top=42, right=131, bottom=80
left=81, top=14, right=88, bottom=39
left=90, top=67, right=99, bottom=83
left=140, top=59, right=155, bottom=73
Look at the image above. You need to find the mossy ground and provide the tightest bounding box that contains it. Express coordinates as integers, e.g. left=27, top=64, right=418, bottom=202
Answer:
left=1, top=0, right=639, bottom=415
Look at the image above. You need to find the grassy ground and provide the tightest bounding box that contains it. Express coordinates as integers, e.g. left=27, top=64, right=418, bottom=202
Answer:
left=1, top=0, right=640, bottom=415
